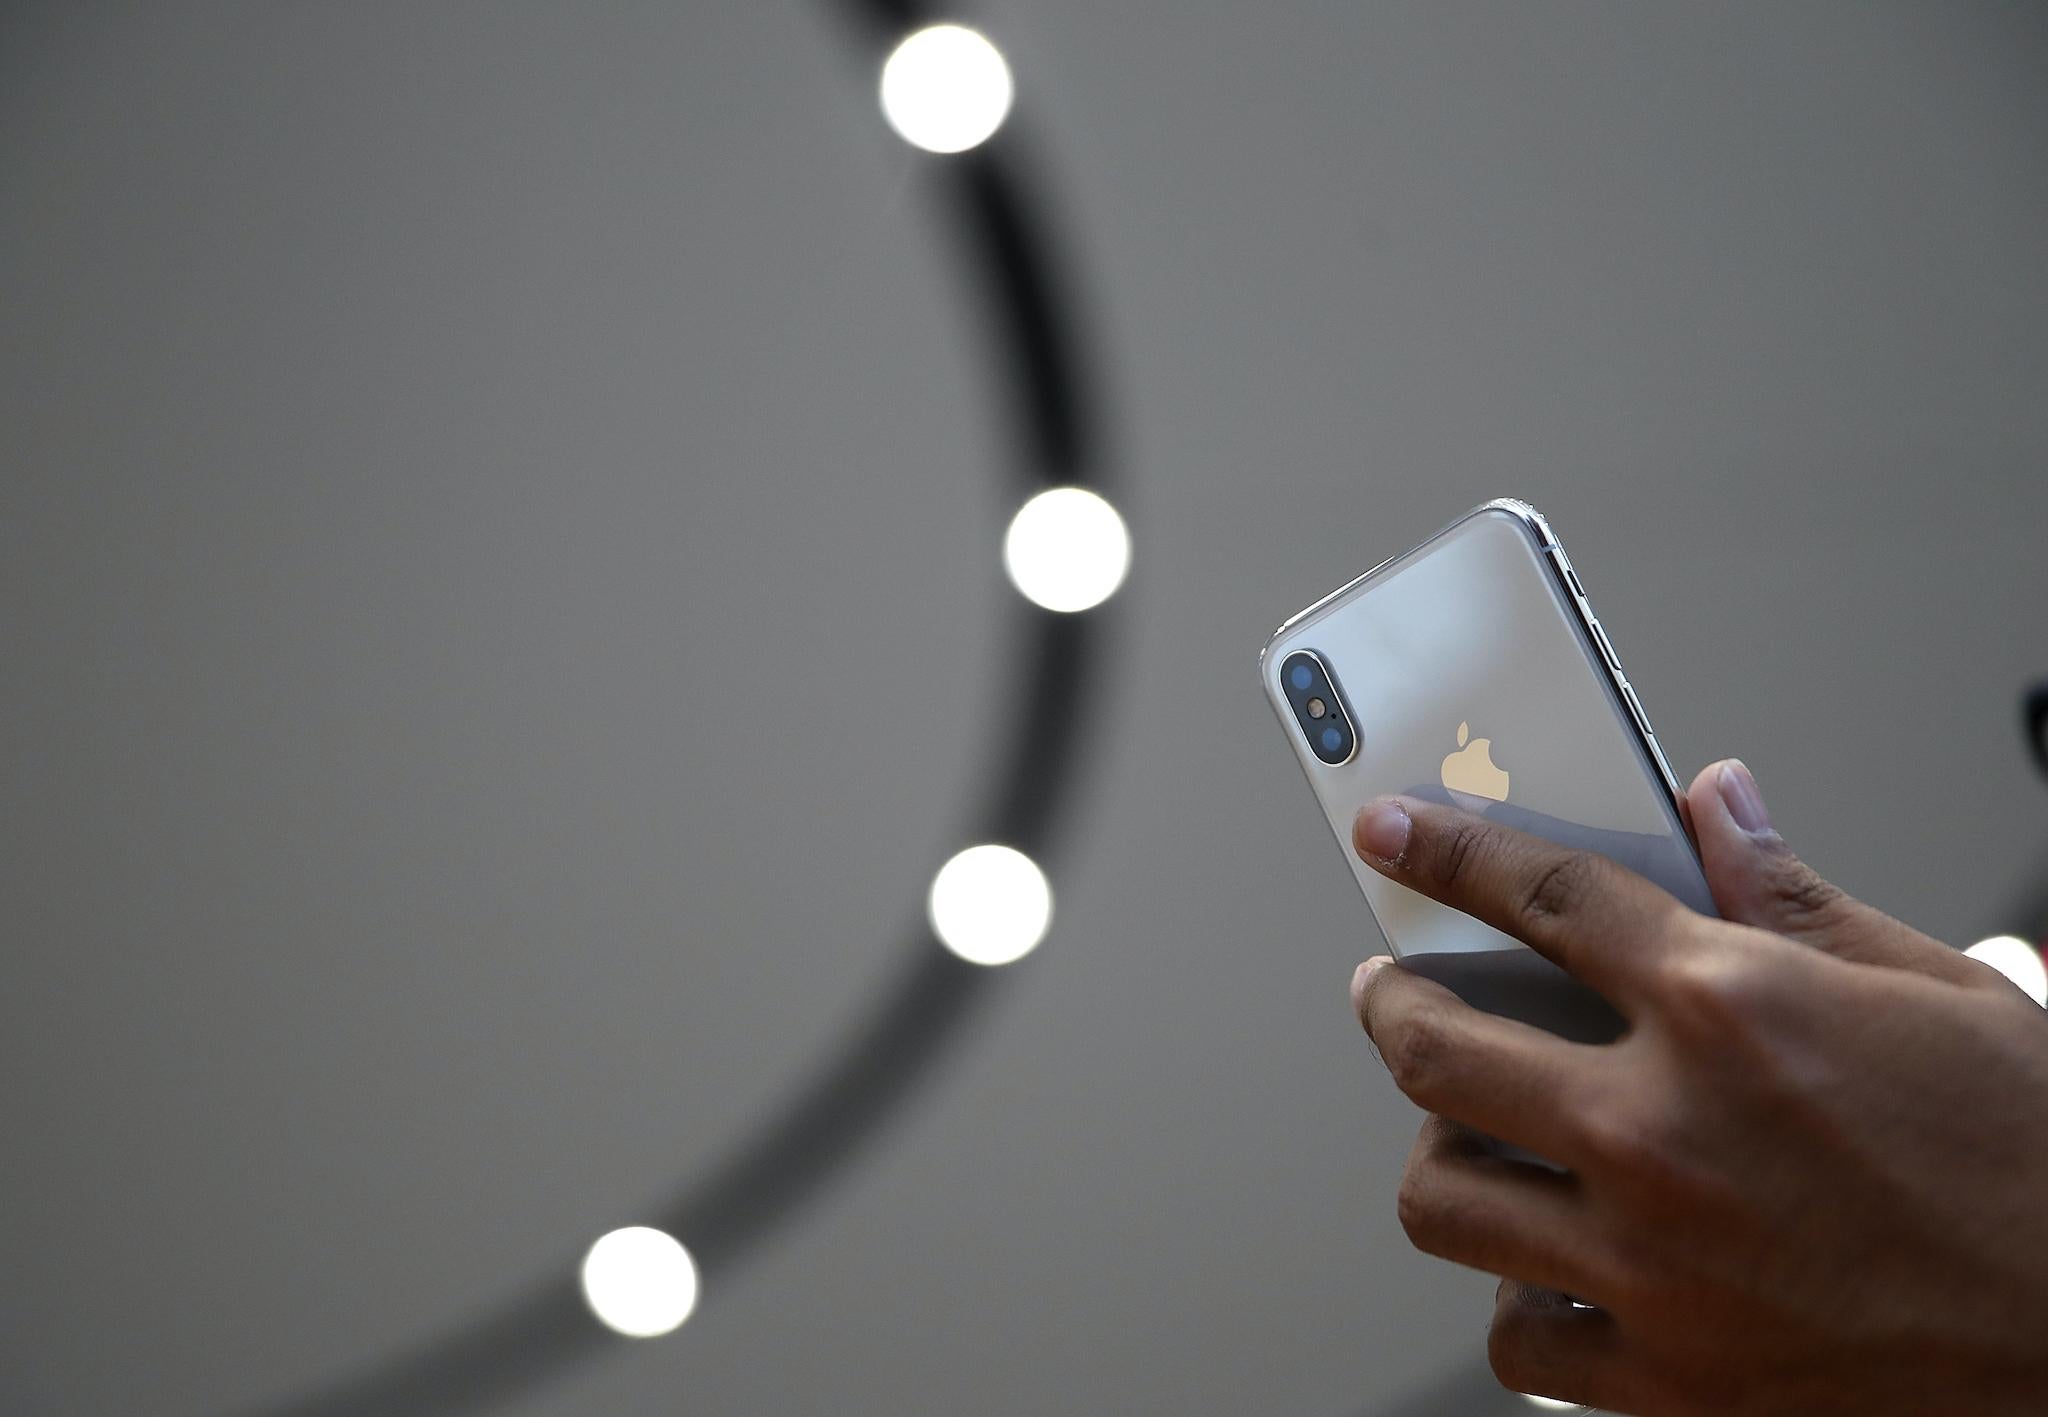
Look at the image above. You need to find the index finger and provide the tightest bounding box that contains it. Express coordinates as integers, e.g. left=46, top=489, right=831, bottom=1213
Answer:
left=1354, top=795, right=1688, bottom=1002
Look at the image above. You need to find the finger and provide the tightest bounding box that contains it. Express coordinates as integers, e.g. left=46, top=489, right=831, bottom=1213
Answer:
left=1353, top=958, right=1602, bottom=1162
left=1688, top=759, right=1985, bottom=987
left=1489, top=1279, right=1645, bottom=1413
left=1354, top=796, right=1688, bottom=1003
left=1394, top=1116, right=1609, bottom=1299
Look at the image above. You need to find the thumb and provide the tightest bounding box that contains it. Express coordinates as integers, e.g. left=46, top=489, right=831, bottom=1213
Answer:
left=1687, top=758, right=1981, bottom=984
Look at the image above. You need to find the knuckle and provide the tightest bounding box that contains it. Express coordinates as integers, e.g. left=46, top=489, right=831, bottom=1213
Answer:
left=1380, top=1010, right=1450, bottom=1098
left=1431, top=815, right=1490, bottom=895
left=1520, top=850, right=1601, bottom=929
left=1393, top=1171, right=1438, bottom=1245
left=1577, top=1096, right=1701, bottom=1218
left=1655, top=947, right=1777, bottom=1037
left=1575, top=1095, right=1663, bottom=1175
left=1763, top=854, right=1849, bottom=929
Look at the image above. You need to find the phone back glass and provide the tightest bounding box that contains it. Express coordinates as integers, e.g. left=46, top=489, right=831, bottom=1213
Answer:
left=1260, top=503, right=1712, bottom=1039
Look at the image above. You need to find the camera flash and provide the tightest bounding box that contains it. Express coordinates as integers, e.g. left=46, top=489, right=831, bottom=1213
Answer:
left=1306, top=697, right=1327, bottom=719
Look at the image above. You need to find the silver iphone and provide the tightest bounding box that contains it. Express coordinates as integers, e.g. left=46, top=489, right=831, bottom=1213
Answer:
left=1259, top=499, right=1713, bottom=1043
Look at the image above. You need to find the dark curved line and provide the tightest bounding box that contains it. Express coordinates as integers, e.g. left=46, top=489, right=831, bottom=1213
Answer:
left=232, top=613, right=1105, bottom=1417
left=831, top=0, right=1103, bottom=493
left=981, top=609, right=1102, bottom=856
left=947, top=148, right=1103, bottom=490
left=219, top=7, right=1116, bottom=1417
left=2024, top=680, right=2048, bottom=782
left=662, top=942, right=1001, bottom=1277
left=241, top=1283, right=597, bottom=1417
left=241, top=944, right=1009, bottom=1417
left=144, top=6, right=2048, bottom=1413
left=844, top=0, right=931, bottom=32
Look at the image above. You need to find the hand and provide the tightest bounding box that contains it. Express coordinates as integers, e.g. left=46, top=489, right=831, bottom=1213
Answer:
left=1348, top=759, right=2048, bottom=1415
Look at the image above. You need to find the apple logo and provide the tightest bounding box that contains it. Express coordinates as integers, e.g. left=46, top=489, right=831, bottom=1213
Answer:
left=1440, top=721, right=1510, bottom=809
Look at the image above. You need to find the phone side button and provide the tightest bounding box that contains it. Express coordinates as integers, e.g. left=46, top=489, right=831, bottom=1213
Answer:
left=1621, top=681, right=1654, bottom=738
left=1551, top=548, right=1587, bottom=599
left=1589, top=617, right=1621, bottom=670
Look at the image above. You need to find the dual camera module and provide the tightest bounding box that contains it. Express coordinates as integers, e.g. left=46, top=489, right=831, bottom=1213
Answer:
left=1280, top=650, right=1357, bottom=765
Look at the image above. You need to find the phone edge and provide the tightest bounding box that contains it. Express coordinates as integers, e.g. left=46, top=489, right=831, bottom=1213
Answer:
left=1255, top=496, right=1693, bottom=832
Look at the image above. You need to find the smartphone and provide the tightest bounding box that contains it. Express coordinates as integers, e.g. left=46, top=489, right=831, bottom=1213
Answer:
left=1259, top=499, right=1713, bottom=1044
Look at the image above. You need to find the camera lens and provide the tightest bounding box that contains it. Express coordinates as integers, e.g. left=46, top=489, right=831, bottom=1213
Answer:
left=1283, top=649, right=1357, bottom=764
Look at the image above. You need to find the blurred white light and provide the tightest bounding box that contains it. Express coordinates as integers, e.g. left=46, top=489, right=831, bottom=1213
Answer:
left=1003, top=487, right=1132, bottom=612
left=928, top=843, right=1052, bottom=966
left=880, top=24, right=1014, bottom=154
left=1520, top=1397, right=1580, bottom=1411
left=1966, top=935, right=2048, bottom=1006
left=580, top=1226, right=699, bottom=1338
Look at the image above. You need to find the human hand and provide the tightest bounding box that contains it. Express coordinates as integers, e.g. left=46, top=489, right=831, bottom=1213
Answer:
left=1349, top=759, right=2048, bottom=1415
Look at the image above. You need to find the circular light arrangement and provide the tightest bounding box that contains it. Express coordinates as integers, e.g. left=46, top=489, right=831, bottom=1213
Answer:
left=928, top=843, right=1053, bottom=966
left=235, top=8, right=1122, bottom=1413
left=1003, top=487, right=1133, bottom=612
left=208, top=6, right=2048, bottom=1417
left=580, top=1227, right=700, bottom=1338
left=1965, top=934, right=2048, bottom=1006
left=879, top=24, right=1014, bottom=154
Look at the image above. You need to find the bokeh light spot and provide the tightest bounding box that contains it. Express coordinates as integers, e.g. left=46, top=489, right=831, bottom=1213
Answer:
left=880, top=25, right=1013, bottom=154
left=928, top=844, right=1052, bottom=966
left=581, top=1227, right=699, bottom=1338
left=1003, top=487, right=1132, bottom=612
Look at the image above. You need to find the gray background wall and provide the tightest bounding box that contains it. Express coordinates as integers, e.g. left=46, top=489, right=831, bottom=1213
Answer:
left=4, top=3, right=2045, bottom=1414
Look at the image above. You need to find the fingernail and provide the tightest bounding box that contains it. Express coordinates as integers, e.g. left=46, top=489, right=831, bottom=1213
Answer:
left=1351, top=956, right=1391, bottom=994
left=1351, top=957, right=1391, bottom=1025
left=1718, top=759, right=1773, bottom=835
left=1354, top=798, right=1413, bottom=863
